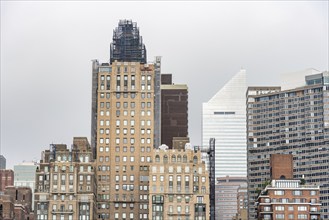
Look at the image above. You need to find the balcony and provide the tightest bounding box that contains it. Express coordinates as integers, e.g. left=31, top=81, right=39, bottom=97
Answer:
left=52, top=209, right=74, bottom=214
left=167, top=212, right=191, bottom=216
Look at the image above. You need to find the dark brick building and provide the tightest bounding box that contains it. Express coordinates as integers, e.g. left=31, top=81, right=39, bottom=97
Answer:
left=161, top=74, right=188, bottom=148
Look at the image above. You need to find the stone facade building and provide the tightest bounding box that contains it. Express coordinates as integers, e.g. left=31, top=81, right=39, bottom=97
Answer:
left=149, top=145, right=210, bottom=220
left=34, top=137, right=96, bottom=220
left=91, top=20, right=161, bottom=219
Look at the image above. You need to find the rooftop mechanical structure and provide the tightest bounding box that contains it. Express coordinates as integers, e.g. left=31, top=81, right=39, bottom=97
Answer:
left=110, top=20, right=147, bottom=64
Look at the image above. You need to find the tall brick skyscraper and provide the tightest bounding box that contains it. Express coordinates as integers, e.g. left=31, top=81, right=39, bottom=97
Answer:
left=91, top=20, right=161, bottom=219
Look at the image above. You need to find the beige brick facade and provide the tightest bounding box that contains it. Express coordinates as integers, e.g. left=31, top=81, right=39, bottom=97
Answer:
left=34, top=137, right=96, bottom=220
left=149, top=147, right=210, bottom=220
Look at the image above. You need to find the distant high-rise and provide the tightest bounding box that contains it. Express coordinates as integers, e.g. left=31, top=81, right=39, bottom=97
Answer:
left=0, top=155, right=6, bottom=169
left=247, top=69, right=329, bottom=219
left=92, top=20, right=161, bottom=219
left=161, top=74, right=188, bottom=148
left=202, top=70, right=247, bottom=220
left=202, top=69, right=247, bottom=178
left=215, top=177, right=247, bottom=220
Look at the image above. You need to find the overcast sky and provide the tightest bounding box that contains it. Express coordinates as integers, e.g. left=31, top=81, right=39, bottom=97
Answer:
left=1, top=1, right=328, bottom=169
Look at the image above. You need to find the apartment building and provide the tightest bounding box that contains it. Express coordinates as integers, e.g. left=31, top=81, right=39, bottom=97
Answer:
left=91, top=20, right=161, bottom=219
left=256, top=154, right=321, bottom=220
left=34, top=137, right=96, bottom=220
left=247, top=69, right=329, bottom=219
left=149, top=145, right=210, bottom=220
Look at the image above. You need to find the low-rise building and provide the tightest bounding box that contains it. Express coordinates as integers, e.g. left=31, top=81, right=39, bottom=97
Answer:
left=149, top=145, right=210, bottom=220
left=256, top=154, right=321, bottom=220
left=256, top=179, right=321, bottom=220
left=34, top=137, right=96, bottom=220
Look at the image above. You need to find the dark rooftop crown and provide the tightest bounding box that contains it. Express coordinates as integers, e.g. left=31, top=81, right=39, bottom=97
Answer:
left=110, top=20, right=147, bottom=64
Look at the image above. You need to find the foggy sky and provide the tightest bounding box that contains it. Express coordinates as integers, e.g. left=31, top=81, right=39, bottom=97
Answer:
left=1, top=1, right=328, bottom=169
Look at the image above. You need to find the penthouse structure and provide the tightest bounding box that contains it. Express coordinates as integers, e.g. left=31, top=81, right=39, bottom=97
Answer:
left=247, top=69, right=329, bottom=219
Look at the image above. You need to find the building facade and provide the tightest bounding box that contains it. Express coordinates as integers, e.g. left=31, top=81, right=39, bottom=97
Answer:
left=0, top=170, right=14, bottom=193
left=257, top=179, right=321, bottom=220
left=14, top=162, right=37, bottom=210
left=0, top=194, right=15, bottom=219
left=247, top=69, right=329, bottom=219
left=232, top=185, right=248, bottom=220
left=149, top=145, right=210, bottom=220
left=215, top=177, right=247, bottom=220
left=202, top=70, right=247, bottom=220
left=256, top=154, right=321, bottom=220
left=161, top=74, right=188, bottom=148
left=34, top=137, right=96, bottom=220
left=91, top=20, right=161, bottom=219
left=5, top=186, right=34, bottom=220
left=202, top=69, right=247, bottom=178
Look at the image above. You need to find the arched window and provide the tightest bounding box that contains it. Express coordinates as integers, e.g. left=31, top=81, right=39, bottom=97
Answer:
left=193, top=156, right=198, bottom=164
left=155, top=155, right=160, bottom=162
left=177, top=155, right=182, bottom=162
left=163, top=155, right=168, bottom=163
left=171, top=155, right=176, bottom=162
left=183, top=155, right=187, bottom=163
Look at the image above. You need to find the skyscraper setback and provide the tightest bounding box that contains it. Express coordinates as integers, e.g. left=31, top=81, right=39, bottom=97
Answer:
left=91, top=20, right=161, bottom=219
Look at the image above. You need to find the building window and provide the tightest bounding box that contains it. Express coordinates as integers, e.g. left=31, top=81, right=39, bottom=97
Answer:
left=275, top=214, right=284, bottom=219
left=275, top=206, right=284, bottom=211
left=274, top=190, right=284, bottom=195
left=183, top=155, right=187, bottom=163
left=293, top=190, right=302, bottom=196
left=163, top=155, right=168, bottom=163
left=297, top=214, right=308, bottom=219
left=298, top=206, right=307, bottom=211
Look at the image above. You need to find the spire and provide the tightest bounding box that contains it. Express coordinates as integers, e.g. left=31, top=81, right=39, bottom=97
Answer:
left=110, top=20, right=147, bottom=64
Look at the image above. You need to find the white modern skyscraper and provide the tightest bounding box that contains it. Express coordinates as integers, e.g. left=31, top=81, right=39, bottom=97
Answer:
left=202, top=69, right=247, bottom=179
